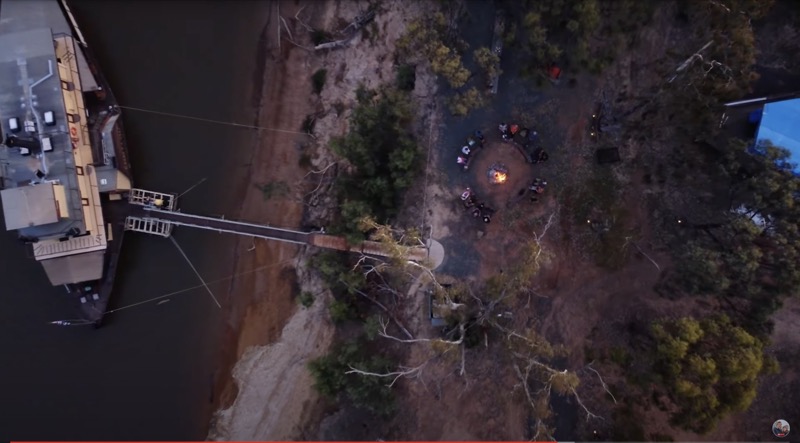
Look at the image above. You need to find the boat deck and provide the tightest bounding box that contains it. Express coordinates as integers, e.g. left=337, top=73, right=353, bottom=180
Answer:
left=69, top=196, right=131, bottom=324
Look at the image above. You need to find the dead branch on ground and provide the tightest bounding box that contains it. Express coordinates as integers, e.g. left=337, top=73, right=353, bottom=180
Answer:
left=533, top=212, right=557, bottom=244
left=279, top=16, right=314, bottom=51
left=624, top=236, right=661, bottom=272
left=668, top=40, right=714, bottom=83
left=315, top=10, right=376, bottom=51
left=294, top=6, right=314, bottom=32
left=459, top=343, right=466, bottom=376
left=302, top=162, right=337, bottom=204
left=585, top=362, right=618, bottom=404
left=303, top=161, right=338, bottom=178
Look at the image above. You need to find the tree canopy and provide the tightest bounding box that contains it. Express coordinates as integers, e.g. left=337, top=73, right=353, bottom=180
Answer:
left=651, top=315, right=777, bottom=434
left=674, top=139, right=800, bottom=334
left=329, top=88, right=419, bottom=243
left=512, top=0, right=654, bottom=75
left=308, top=339, right=396, bottom=416
left=397, top=12, right=470, bottom=89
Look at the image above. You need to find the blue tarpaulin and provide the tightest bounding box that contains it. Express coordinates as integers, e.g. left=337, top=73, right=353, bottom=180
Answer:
left=754, top=98, right=800, bottom=173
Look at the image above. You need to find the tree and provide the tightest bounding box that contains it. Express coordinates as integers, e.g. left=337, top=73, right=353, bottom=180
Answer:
left=339, top=215, right=610, bottom=439
left=650, top=315, right=776, bottom=433
left=672, top=139, right=800, bottom=334
left=514, top=0, right=634, bottom=75
left=448, top=87, right=486, bottom=116
left=397, top=12, right=471, bottom=88
left=329, top=87, right=419, bottom=240
left=473, top=47, right=501, bottom=83
left=308, top=339, right=396, bottom=416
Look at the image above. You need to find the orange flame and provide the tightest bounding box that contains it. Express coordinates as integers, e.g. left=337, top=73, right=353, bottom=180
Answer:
left=494, top=172, right=507, bottom=183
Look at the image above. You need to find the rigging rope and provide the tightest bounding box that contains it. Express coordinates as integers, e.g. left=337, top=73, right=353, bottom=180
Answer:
left=103, top=257, right=296, bottom=315
left=117, top=105, right=314, bottom=137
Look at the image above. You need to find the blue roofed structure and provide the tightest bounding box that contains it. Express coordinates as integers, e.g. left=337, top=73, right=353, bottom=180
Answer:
left=753, top=98, right=800, bottom=173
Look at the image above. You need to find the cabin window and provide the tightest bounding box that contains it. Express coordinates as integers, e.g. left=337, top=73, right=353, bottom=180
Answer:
left=75, top=166, right=83, bottom=176
left=66, top=113, right=79, bottom=123
left=81, top=198, right=89, bottom=206
left=61, top=80, right=74, bottom=91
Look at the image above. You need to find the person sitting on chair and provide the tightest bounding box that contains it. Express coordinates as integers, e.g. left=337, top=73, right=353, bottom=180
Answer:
left=539, top=150, right=549, bottom=162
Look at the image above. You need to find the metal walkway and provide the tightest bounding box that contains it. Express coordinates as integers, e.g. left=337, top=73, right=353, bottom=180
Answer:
left=141, top=207, right=309, bottom=245
left=122, top=188, right=441, bottom=268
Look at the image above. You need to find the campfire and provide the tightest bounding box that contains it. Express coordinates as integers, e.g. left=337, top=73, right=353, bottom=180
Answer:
left=487, top=163, right=509, bottom=185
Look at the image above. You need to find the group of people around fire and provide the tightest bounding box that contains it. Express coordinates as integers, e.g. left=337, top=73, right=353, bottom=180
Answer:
left=461, top=187, right=496, bottom=224
left=457, top=121, right=552, bottom=224
left=456, top=130, right=486, bottom=170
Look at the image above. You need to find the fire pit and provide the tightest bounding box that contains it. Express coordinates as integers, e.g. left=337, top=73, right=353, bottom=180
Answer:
left=487, top=163, right=509, bottom=184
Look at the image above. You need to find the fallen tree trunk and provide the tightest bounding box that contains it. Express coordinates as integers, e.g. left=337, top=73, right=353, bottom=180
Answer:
left=315, top=10, right=376, bottom=51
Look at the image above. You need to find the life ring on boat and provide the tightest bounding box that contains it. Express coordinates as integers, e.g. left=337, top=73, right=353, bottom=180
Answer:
left=69, top=126, right=79, bottom=143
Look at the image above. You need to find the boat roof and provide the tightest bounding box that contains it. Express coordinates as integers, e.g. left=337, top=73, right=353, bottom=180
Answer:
left=0, top=25, right=86, bottom=237
left=0, top=0, right=73, bottom=36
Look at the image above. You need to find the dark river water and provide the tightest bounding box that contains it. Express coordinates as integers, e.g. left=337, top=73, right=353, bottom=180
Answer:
left=1, top=0, right=271, bottom=440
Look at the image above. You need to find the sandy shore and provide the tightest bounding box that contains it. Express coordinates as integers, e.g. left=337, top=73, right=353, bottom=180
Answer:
left=206, top=1, right=333, bottom=440
left=205, top=0, right=439, bottom=438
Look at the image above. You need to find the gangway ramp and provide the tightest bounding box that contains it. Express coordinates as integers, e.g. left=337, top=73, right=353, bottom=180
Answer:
left=121, top=188, right=442, bottom=268
left=142, top=208, right=308, bottom=245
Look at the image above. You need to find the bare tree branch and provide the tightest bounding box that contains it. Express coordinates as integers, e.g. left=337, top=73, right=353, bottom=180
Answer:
left=280, top=16, right=314, bottom=51
left=533, top=212, right=557, bottom=244
left=314, top=10, right=376, bottom=51
left=303, top=161, right=338, bottom=178
left=571, top=387, right=604, bottom=421
left=379, top=317, right=463, bottom=345
left=623, top=237, right=661, bottom=272
left=339, top=281, right=414, bottom=339
left=293, top=6, right=315, bottom=32
left=459, top=343, right=466, bottom=376
left=586, top=363, right=618, bottom=404
left=346, top=362, right=426, bottom=387
left=668, top=40, right=714, bottom=83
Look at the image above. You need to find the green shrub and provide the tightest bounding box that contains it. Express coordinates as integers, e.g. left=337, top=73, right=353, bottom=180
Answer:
left=395, top=65, right=416, bottom=91
left=257, top=181, right=289, bottom=200
left=301, top=114, right=315, bottom=134
left=329, top=299, right=356, bottom=323
left=650, top=315, right=771, bottom=433
left=364, top=315, right=382, bottom=340
left=311, top=29, right=333, bottom=45
left=397, top=13, right=471, bottom=88
left=329, top=88, right=419, bottom=239
left=312, top=69, right=328, bottom=95
left=448, top=87, right=486, bottom=116
left=297, top=291, right=315, bottom=308
left=308, top=340, right=396, bottom=416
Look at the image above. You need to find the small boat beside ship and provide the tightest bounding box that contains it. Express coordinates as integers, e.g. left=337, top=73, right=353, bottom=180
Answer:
left=0, top=0, right=134, bottom=327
